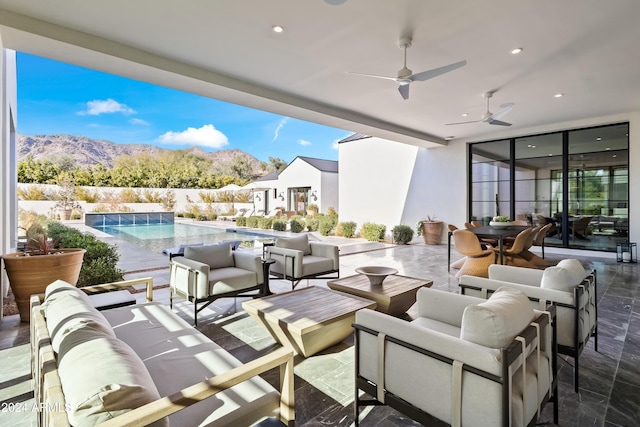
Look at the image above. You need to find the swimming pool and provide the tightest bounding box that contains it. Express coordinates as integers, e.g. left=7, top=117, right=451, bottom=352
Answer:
left=92, top=223, right=271, bottom=255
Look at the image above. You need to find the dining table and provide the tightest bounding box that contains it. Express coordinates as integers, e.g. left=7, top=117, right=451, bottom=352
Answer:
left=448, top=225, right=531, bottom=269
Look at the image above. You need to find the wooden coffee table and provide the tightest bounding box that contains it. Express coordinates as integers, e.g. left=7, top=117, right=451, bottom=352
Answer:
left=242, top=286, right=376, bottom=358
left=327, top=274, right=432, bottom=315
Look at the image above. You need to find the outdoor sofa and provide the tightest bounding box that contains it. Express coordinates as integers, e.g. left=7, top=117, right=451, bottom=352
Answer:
left=353, top=287, right=557, bottom=426
left=30, top=279, right=294, bottom=426
left=458, top=259, right=598, bottom=392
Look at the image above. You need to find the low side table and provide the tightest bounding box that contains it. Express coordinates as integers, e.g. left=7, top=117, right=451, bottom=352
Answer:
left=261, top=257, right=276, bottom=295
left=327, top=274, right=432, bottom=315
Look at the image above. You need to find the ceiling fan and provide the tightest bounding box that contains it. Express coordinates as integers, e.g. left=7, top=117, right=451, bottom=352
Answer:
left=348, top=37, right=467, bottom=100
left=446, top=92, right=514, bottom=126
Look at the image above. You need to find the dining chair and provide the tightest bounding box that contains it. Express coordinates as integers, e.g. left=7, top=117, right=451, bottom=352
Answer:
left=452, top=229, right=495, bottom=278
left=532, top=223, right=553, bottom=259
left=494, top=227, right=535, bottom=267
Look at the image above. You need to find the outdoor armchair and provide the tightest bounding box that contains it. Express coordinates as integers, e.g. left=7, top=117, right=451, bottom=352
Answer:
left=458, top=259, right=598, bottom=392
left=169, top=242, right=266, bottom=325
left=265, top=234, right=339, bottom=289
left=353, top=287, right=557, bottom=426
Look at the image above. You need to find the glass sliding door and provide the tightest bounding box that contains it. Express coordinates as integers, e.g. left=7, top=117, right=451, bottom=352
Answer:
left=470, top=140, right=511, bottom=225
left=468, top=123, right=629, bottom=253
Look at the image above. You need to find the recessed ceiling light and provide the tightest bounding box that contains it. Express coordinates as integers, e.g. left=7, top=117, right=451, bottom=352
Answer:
left=606, top=147, right=611, bottom=150
left=554, top=93, right=564, bottom=98
left=548, top=153, right=553, bottom=156
left=612, top=154, right=617, bottom=158
left=510, top=47, right=523, bottom=55
left=445, top=136, right=455, bottom=140
left=597, top=137, right=602, bottom=141
left=272, top=25, right=284, bottom=33
left=461, top=113, right=468, bottom=117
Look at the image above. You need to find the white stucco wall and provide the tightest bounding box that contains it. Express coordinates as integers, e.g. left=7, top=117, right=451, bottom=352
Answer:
left=1, top=46, right=18, bottom=319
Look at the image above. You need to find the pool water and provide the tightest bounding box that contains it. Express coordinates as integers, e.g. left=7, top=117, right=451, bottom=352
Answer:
left=93, top=223, right=269, bottom=255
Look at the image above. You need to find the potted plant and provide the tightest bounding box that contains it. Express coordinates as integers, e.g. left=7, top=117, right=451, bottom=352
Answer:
left=416, top=216, right=444, bottom=245
left=1, top=221, right=85, bottom=322
left=53, top=173, right=81, bottom=220
left=489, top=215, right=514, bottom=227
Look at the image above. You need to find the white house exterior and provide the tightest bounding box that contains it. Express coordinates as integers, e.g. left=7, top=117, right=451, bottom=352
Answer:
left=252, top=156, right=338, bottom=215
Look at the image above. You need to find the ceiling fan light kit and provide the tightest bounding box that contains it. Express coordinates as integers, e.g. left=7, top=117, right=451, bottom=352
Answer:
left=348, top=37, right=466, bottom=100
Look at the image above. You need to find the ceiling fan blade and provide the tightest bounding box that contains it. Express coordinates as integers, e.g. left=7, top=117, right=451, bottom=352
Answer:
left=445, top=119, right=482, bottom=126
left=410, top=60, right=467, bottom=82
left=347, top=71, right=399, bottom=82
left=491, top=103, right=514, bottom=120
left=398, top=84, right=410, bottom=100
left=487, top=118, right=512, bottom=126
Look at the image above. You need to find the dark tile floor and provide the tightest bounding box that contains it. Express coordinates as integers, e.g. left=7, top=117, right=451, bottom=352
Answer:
left=1, top=231, right=638, bottom=426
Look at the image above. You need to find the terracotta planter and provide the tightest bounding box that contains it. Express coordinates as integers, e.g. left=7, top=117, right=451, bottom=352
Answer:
left=58, top=208, right=72, bottom=220
left=420, top=221, right=444, bottom=245
left=2, top=249, right=86, bottom=322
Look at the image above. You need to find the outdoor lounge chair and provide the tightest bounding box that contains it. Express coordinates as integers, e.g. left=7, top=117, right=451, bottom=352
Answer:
left=265, top=234, right=339, bottom=289
left=459, top=259, right=598, bottom=392
left=169, top=242, right=267, bottom=325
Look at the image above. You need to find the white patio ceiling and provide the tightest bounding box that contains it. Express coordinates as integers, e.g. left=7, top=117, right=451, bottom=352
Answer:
left=1, top=0, right=639, bottom=148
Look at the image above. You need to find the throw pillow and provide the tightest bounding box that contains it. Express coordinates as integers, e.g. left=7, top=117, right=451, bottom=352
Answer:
left=57, top=326, right=167, bottom=427
left=460, top=286, right=534, bottom=348
left=556, top=259, right=589, bottom=284
left=276, top=234, right=311, bottom=255
left=185, top=242, right=235, bottom=269
left=43, top=281, right=116, bottom=353
left=540, top=265, right=580, bottom=292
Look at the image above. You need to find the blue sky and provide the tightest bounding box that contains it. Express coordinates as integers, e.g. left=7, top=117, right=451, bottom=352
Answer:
left=16, top=52, right=351, bottom=163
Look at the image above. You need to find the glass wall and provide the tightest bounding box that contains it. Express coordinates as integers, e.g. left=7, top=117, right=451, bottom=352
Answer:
left=469, top=123, right=629, bottom=252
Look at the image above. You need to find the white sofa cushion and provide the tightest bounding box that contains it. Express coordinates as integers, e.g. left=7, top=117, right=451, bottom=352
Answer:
left=102, top=303, right=280, bottom=426
left=57, top=325, right=166, bottom=427
left=185, top=243, right=234, bottom=269
left=557, top=259, right=589, bottom=284
left=42, top=280, right=115, bottom=353
left=276, top=234, right=311, bottom=255
left=540, top=266, right=575, bottom=292
left=461, top=287, right=535, bottom=348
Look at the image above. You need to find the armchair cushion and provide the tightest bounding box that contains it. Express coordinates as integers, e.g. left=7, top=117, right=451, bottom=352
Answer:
left=185, top=243, right=234, bottom=269
left=540, top=259, right=588, bottom=292
left=461, top=287, right=535, bottom=349
left=275, top=234, right=311, bottom=255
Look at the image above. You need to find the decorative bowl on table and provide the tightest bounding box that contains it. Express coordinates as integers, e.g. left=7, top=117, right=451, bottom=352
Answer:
left=489, top=221, right=514, bottom=228
left=355, top=266, right=398, bottom=286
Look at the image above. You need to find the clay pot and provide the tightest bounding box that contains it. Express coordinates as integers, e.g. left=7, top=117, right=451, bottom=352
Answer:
left=2, top=249, right=85, bottom=322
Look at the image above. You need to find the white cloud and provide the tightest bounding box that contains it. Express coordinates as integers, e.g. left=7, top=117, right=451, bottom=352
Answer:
left=129, top=118, right=150, bottom=126
left=158, top=124, right=229, bottom=149
left=272, top=117, right=289, bottom=142
left=78, top=98, right=136, bottom=116
left=299, top=139, right=312, bottom=146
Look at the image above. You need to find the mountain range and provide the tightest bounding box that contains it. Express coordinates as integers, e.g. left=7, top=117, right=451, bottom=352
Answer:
left=17, top=134, right=267, bottom=172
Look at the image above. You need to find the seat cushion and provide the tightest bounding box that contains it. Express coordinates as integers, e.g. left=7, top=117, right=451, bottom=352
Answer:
left=185, top=243, right=234, bottom=269
left=102, top=303, right=280, bottom=426
left=461, top=287, right=535, bottom=348
left=301, top=255, right=335, bottom=276
left=208, top=267, right=259, bottom=294
left=275, top=234, right=311, bottom=255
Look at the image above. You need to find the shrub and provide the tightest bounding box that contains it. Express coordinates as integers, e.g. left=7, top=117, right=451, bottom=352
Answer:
left=17, top=185, right=49, bottom=200
left=195, top=213, right=208, bottom=221
left=290, top=218, right=305, bottom=233
left=47, top=222, right=124, bottom=287
left=259, top=217, right=274, bottom=229
left=184, top=212, right=196, bottom=218
left=393, top=224, right=414, bottom=244
left=339, top=221, right=357, bottom=238
left=327, top=206, right=338, bottom=217
left=318, top=215, right=336, bottom=236
left=273, top=219, right=287, bottom=231
left=361, top=222, right=386, bottom=241
left=306, top=218, right=319, bottom=232
left=236, top=216, right=247, bottom=226
left=76, top=187, right=101, bottom=203
left=247, top=215, right=261, bottom=228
